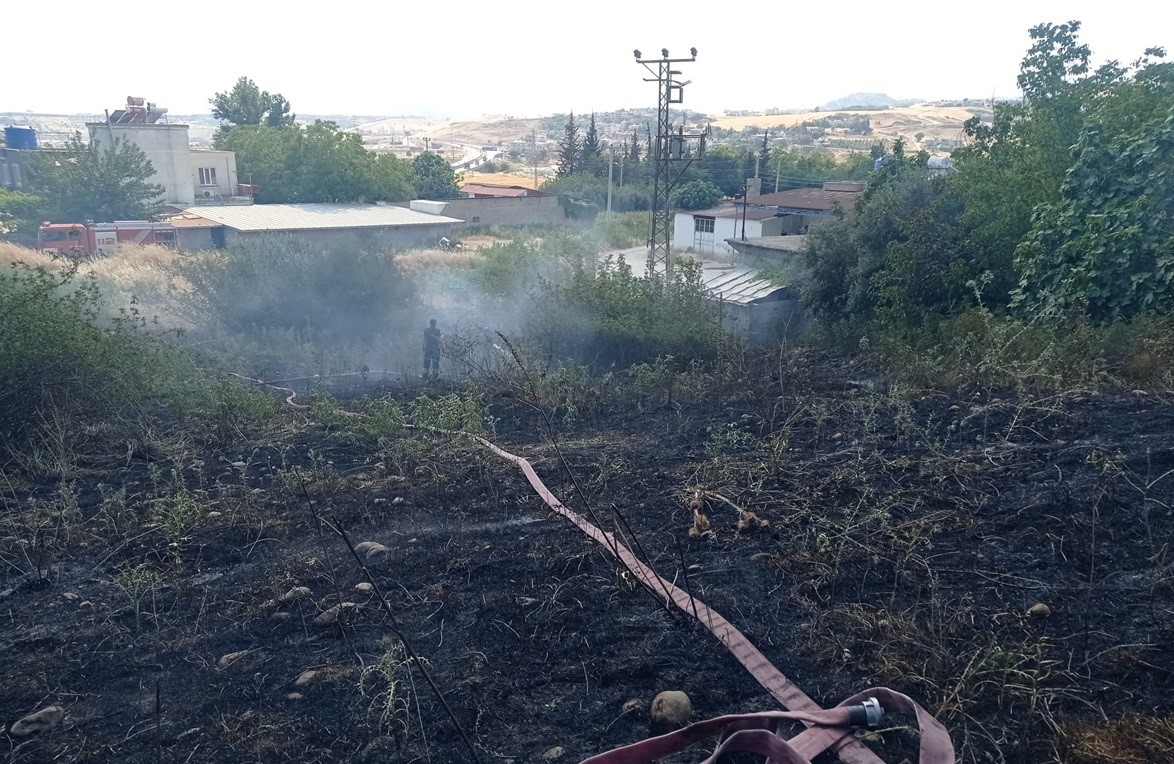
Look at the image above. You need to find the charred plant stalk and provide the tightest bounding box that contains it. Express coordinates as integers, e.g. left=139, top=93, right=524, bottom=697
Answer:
left=327, top=515, right=483, bottom=764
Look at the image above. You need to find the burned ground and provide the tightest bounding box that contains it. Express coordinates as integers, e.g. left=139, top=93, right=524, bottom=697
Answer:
left=2, top=350, right=1172, bottom=763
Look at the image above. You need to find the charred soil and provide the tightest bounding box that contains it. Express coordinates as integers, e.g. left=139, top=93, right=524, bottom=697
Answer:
left=2, top=350, right=1172, bottom=763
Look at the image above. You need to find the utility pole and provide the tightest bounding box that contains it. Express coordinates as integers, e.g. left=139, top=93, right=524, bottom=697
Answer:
left=635, top=47, right=708, bottom=282
left=606, top=150, right=614, bottom=241
left=740, top=181, right=748, bottom=240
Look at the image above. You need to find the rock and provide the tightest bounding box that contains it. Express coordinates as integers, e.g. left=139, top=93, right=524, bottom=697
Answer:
left=650, top=691, right=692, bottom=728
left=279, top=586, right=312, bottom=603
left=832, top=432, right=844, bottom=441
left=10, top=706, right=66, bottom=737
left=62, top=592, right=80, bottom=601
left=541, top=746, right=566, bottom=760
left=392, top=497, right=405, bottom=505
left=314, top=602, right=358, bottom=626
left=354, top=582, right=375, bottom=593
left=621, top=699, right=644, bottom=715
left=294, top=669, right=321, bottom=687
left=285, top=692, right=303, bottom=701
left=355, top=541, right=390, bottom=559
left=78, top=601, right=92, bottom=608
left=271, top=612, right=291, bottom=621
left=207, top=511, right=223, bottom=519
left=1027, top=603, right=1052, bottom=618
left=217, top=650, right=261, bottom=671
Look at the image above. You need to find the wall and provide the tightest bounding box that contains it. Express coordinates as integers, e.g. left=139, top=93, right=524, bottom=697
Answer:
left=87, top=122, right=195, bottom=206
left=433, top=196, right=566, bottom=229
left=674, top=214, right=767, bottom=256
left=176, top=227, right=219, bottom=251
left=225, top=222, right=459, bottom=251
left=189, top=150, right=239, bottom=201
left=714, top=296, right=807, bottom=344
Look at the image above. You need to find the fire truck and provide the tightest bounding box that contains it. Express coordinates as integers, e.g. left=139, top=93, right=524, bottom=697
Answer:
left=36, top=220, right=178, bottom=256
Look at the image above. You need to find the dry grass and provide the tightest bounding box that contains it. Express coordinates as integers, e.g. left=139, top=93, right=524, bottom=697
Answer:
left=460, top=170, right=542, bottom=189
left=1, top=241, right=194, bottom=329
left=1059, top=714, right=1174, bottom=763
left=394, top=248, right=483, bottom=278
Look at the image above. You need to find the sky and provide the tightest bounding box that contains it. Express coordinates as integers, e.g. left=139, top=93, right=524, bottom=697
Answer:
left=3, top=1, right=1170, bottom=118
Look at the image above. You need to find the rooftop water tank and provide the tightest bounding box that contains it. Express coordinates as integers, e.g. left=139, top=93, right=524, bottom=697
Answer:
left=5, top=126, right=38, bottom=150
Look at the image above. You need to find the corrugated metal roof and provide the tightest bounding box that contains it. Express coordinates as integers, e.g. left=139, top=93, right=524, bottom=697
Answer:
left=181, top=203, right=462, bottom=232
left=702, top=265, right=786, bottom=305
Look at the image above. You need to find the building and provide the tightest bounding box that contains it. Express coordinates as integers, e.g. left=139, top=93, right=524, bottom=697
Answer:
left=749, top=181, right=864, bottom=234
left=171, top=203, right=462, bottom=251
left=86, top=97, right=248, bottom=207
left=459, top=182, right=550, bottom=199
left=703, top=265, right=805, bottom=343
left=411, top=195, right=565, bottom=228
left=2, top=126, right=45, bottom=191
left=674, top=204, right=785, bottom=255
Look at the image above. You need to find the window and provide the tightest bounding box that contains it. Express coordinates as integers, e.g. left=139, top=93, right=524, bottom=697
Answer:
left=198, top=167, right=217, bottom=186
left=694, top=217, right=715, bottom=233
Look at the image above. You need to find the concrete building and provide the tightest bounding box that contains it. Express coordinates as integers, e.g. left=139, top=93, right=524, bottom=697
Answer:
left=86, top=97, right=247, bottom=207
left=172, top=203, right=462, bottom=251
left=411, top=195, right=566, bottom=228
left=748, top=181, right=864, bottom=234
left=459, top=182, right=551, bottom=199
left=674, top=204, right=785, bottom=256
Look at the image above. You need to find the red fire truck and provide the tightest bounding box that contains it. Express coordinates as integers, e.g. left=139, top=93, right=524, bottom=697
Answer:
left=36, top=220, right=178, bottom=256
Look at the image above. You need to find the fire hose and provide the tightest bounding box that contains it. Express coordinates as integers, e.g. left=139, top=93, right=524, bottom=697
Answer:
left=237, top=373, right=954, bottom=763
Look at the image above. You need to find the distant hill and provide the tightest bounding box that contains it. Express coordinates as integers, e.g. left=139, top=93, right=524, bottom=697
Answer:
left=821, top=93, right=918, bottom=110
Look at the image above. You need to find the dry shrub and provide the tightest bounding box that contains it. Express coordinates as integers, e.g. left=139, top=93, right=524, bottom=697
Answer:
left=394, top=248, right=482, bottom=278
left=686, top=489, right=711, bottom=538
left=1059, top=714, right=1174, bottom=764
left=736, top=509, right=770, bottom=532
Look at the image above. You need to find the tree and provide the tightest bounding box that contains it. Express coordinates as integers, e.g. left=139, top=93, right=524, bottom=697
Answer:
left=215, top=122, right=413, bottom=204
left=211, top=77, right=295, bottom=128
left=579, top=112, right=601, bottom=174
left=24, top=133, right=164, bottom=224
left=557, top=112, right=580, bottom=178
left=629, top=131, right=641, bottom=162
left=0, top=189, right=37, bottom=235
left=412, top=152, right=460, bottom=200
left=671, top=180, right=722, bottom=210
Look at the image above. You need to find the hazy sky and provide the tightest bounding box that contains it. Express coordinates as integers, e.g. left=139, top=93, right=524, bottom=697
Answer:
left=4, top=1, right=1170, bottom=117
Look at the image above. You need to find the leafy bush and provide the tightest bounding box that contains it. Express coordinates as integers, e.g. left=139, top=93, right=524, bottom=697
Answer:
left=532, top=255, right=724, bottom=367
left=0, top=263, right=195, bottom=460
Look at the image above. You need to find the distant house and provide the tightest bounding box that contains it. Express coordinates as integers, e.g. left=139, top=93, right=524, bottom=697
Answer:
left=749, top=181, right=864, bottom=234
left=171, top=203, right=462, bottom=251
left=673, top=204, right=784, bottom=255
left=459, top=182, right=550, bottom=199
left=674, top=180, right=864, bottom=255
left=86, top=97, right=249, bottom=207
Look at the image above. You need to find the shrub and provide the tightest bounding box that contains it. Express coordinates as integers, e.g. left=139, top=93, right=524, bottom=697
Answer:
left=183, top=235, right=416, bottom=344
left=0, top=262, right=198, bottom=463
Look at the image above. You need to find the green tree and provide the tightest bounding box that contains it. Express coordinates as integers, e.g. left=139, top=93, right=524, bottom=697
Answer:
left=580, top=112, right=603, bottom=175
left=24, top=134, right=164, bottom=224
left=412, top=152, right=460, bottom=200
left=215, top=122, right=413, bottom=204
left=557, top=112, right=580, bottom=178
left=0, top=189, right=37, bottom=235
left=671, top=180, right=722, bottom=210
left=210, top=76, right=295, bottom=128
left=1013, top=108, right=1174, bottom=319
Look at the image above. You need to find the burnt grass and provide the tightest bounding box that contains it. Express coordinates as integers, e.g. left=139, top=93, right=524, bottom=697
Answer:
left=2, top=350, right=1172, bottom=764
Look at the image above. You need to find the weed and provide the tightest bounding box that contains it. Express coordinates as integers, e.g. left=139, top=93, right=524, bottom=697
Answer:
left=113, top=562, right=165, bottom=632
left=360, top=637, right=413, bottom=737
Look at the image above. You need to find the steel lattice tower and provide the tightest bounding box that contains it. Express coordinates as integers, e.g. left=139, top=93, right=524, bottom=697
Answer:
left=636, top=48, right=708, bottom=282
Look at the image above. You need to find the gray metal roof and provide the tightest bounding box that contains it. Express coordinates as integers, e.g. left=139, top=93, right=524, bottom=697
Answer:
left=702, top=265, right=786, bottom=305
left=181, top=203, right=462, bottom=231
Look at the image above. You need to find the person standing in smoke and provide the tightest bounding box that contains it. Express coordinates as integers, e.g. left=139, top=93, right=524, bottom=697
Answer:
left=422, top=318, right=442, bottom=380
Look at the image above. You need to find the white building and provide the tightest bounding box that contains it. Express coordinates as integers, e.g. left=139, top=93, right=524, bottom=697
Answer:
left=674, top=204, right=785, bottom=256
left=86, top=98, right=245, bottom=207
